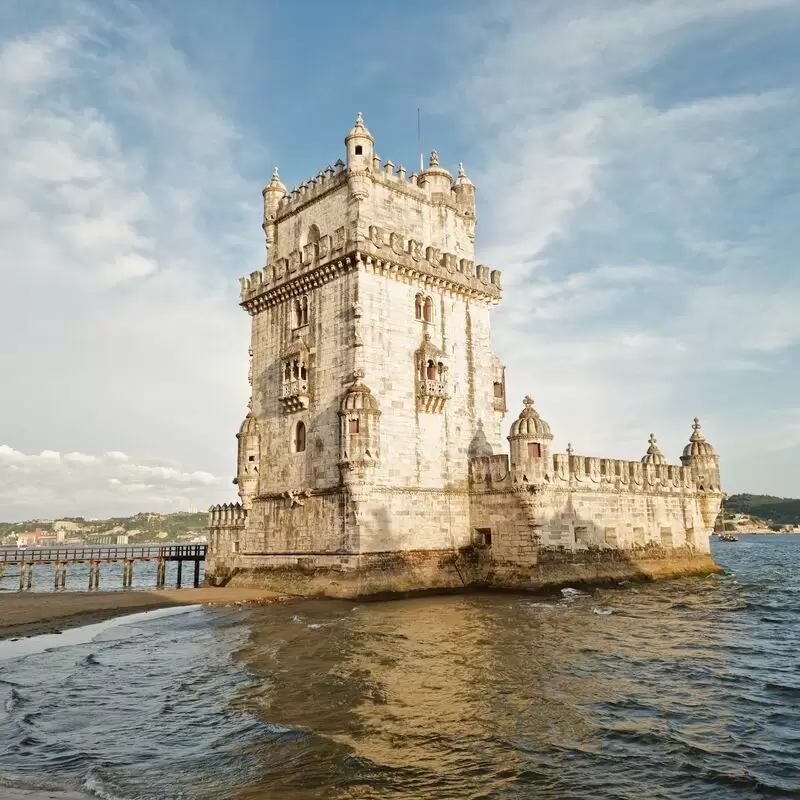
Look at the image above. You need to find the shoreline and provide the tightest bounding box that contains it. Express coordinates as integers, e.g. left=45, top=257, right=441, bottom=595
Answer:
left=0, top=587, right=283, bottom=641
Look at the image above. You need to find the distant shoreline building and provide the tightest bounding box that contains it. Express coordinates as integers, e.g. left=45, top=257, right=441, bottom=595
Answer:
left=207, top=115, right=723, bottom=596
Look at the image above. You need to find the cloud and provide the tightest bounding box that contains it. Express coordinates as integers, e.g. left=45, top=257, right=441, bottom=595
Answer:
left=0, top=443, right=222, bottom=519
left=0, top=2, right=256, bottom=518
left=447, top=0, right=800, bottom=492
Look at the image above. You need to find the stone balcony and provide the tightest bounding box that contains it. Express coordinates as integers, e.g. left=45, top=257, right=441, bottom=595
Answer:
left=418, top=378, right=448, bottom=413
left=280, top=378, right=309, bottom=412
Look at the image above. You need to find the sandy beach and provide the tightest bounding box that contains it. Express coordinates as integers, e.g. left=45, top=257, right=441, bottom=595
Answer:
left=0, top=587, right=283, bottom=640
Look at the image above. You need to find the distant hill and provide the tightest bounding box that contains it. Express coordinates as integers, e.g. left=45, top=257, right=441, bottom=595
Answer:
left=0, top=511, right=208, bottom=544
left=723, top=494, right=800, bottom=528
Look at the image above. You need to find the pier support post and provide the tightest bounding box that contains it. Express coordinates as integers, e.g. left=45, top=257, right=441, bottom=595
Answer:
left=60, top=562, right=67, bottom=589
left=26, top=563, right=33, bottom=590
left=54, top=562, right=60, bottom=590
left=193, top=559, right=200, bottom=588
left=19, top=565, right=25, bottom=591
left=176, top=560, right=182, bottom=589
left=156, top=559, right=165, bottom=588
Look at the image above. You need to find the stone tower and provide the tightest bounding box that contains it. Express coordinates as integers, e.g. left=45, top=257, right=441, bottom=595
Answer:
left=214, top=114, right=506, bottom=564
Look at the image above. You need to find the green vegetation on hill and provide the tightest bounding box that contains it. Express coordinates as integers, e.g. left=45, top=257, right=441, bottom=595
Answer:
left=723, top=494, right=800, bottom=527
left=0, top=511, right=208, bottom=544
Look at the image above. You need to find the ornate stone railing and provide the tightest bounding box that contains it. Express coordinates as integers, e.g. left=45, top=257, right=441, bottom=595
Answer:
left=280, top=378, right=309, bottom=411
left=418, top=379, right=448, bottom=397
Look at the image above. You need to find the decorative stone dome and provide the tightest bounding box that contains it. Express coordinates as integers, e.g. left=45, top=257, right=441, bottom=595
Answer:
left=641, top=433, right=667, bottom=465
left=238, top=412, right=259, bottom=436
left=345, top=112, right=374, bottom=144
left=420, top=150, right=453, bottom=181
left=452, top=162, right=473, bottom=187
left=262, top=166, right=286, bottom=196
left=340, top=372, right=380, bottom=413
left=682, top=417, right=717, bottom=459
left=509, top=396, right=553, bottom=440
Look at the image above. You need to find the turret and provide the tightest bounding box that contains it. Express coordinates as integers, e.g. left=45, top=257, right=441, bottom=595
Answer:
left=508, top=396, right=553, bottom=483
left=452, top=162, right=475, bottom=215
left=345, top=112, right=374, bottom=173
left=235, top=412, right=260, bottom=510
left=680, top=417, right=720, bottom=492
left=419, top=150, right=453, bottom=196
left=262, top=167, right=286, bottom=261
left=641, top=434, right=667, bottom=465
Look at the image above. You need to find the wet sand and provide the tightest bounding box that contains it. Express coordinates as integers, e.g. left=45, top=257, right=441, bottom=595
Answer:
left=0, top=587, right=282, bottom=640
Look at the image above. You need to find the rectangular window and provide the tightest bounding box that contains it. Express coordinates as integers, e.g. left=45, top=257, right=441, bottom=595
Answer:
left=233, top=541, right=240, bottom=553
left=349, top=418, right=360, bottom=434
left=493, top=381, right=504, bottom=398
left=574, top=526, right=590, bottom=544
left=527, top=442, right=541, bottom=458
left=584, top=459, right=591, bottom=475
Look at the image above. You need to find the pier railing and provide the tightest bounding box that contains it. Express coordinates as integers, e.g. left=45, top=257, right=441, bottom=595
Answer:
left=0, top=545, right=207, bottom=591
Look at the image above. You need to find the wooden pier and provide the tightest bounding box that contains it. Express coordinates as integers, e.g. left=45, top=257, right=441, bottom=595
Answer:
left=0, top=545, right=206, bottom=591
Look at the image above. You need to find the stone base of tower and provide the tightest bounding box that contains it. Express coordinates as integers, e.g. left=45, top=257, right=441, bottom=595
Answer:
left=204, top=546, right=721, bottom=599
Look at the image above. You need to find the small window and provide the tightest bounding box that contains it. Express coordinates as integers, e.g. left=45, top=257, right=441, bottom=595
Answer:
left=426, top=360, right=436, bottom=380
left=423, top=296, right=433, bottom=323
left=355, top=145, right=363, bottom=155
left=349, top=418, right=360, bottom=434
left=233, top=541, right=240, bottom=553
left=295, top=421, right=306, bottom=453
left=584, top=459, right=591, bottom=475
left=527, top=442, right=541, bottom=458
left=415, top=294, right=423, bottom=320
left=248, top=455, right=255, bottom=462
left=474, top=528, right=492, bottom=547
left=493, top=381, right=504, bottom=398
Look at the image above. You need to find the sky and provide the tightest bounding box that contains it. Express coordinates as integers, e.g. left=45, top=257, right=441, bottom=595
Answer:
left=0, top=0, right=798, bottom=521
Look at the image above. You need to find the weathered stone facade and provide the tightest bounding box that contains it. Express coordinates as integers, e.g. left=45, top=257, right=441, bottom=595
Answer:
left=207, top=115, right=723, bottom=596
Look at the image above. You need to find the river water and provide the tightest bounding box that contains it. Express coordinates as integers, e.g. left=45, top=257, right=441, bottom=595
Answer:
left=0, top=535, right=798, bottom=799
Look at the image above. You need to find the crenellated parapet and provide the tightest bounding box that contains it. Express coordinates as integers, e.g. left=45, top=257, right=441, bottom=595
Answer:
left=239, top=234, right=501, bottom=314
left=469, top=451, right=696, bottom=494
left=208, top=502, right=247, bottom=530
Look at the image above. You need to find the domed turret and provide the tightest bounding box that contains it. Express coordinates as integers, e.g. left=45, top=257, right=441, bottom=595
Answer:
left=681, top=417, right=717, bottom=460
left=235, top=412, right=260, bottom=510
left=420, top=150, right=453, bottom=195
left=642, top=434, right=667, bottom=466
left=262, top=166, right=286, bottom=218
left=345, top=112, right=374, bottom=173
left=452, top=162, right=476, bottom=215
left=508, top=396, right=553, bottom=482
left=339, top=371, right=381, bottom=475
left=509, top=396, right=553, bottom=439
left=680, top=417, right=721, bottom=493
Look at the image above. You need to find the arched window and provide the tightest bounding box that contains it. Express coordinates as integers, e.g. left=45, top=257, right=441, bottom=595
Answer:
left=292, top=360, right=299, bottom=379
left=295, top=421, right=306, bottom=453
left=284, top=362, right=291, bottom=380
left=300, top=362, right=307, bottom=380
left=414, top=294, right=423, bottom=320
left=426, top=360, right=436, bottom=380
left=437, top=361, right=444, bottom=378
left=423, top=296, right=433, bottom=323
